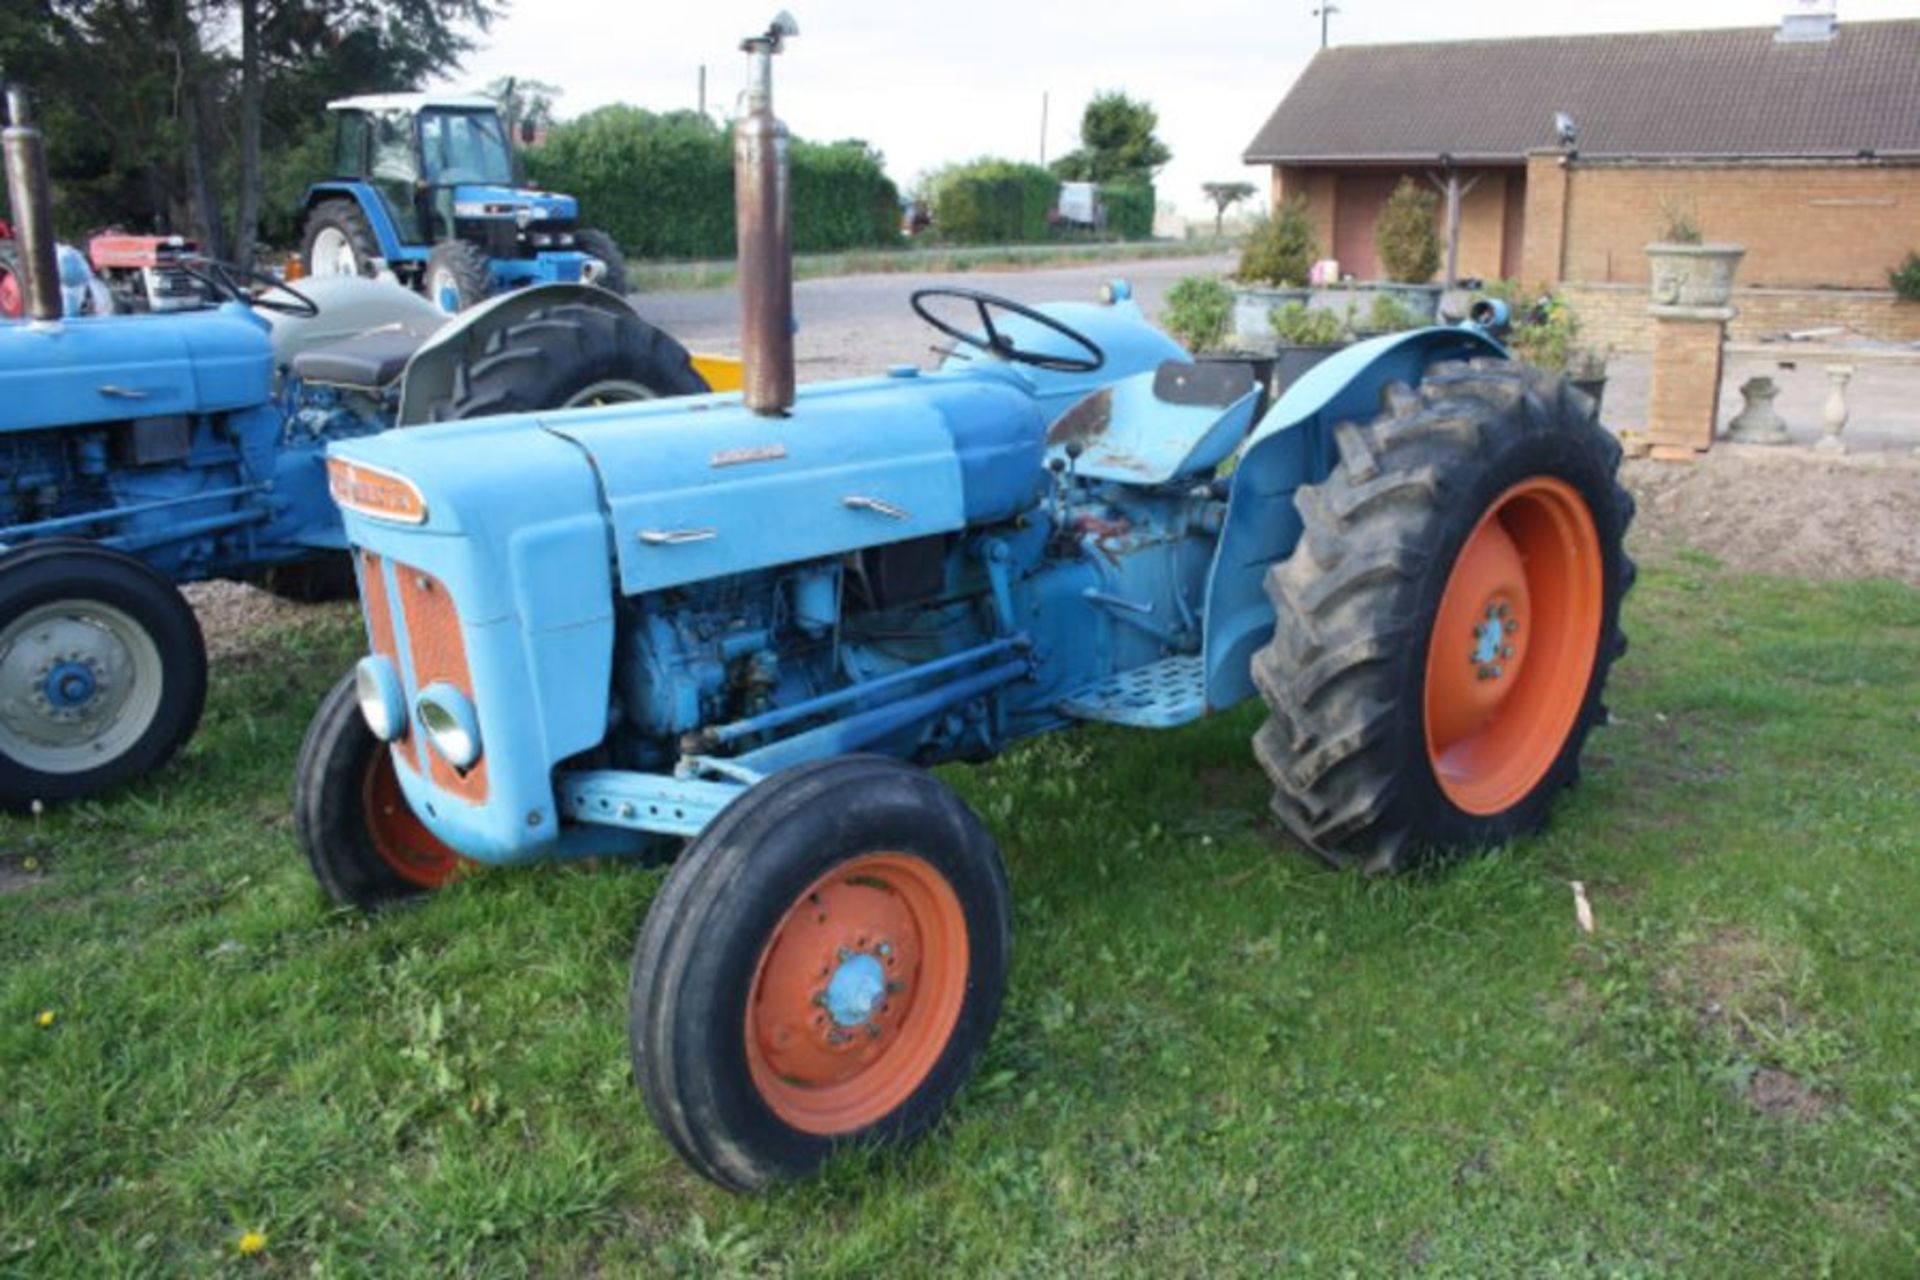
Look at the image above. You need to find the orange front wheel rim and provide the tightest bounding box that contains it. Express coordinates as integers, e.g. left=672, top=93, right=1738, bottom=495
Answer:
left=1424, top=476, right=1603, bottom=815
left=745, top=853, right=969, bottom=1135
left=360, top=748, right=464, bottom=889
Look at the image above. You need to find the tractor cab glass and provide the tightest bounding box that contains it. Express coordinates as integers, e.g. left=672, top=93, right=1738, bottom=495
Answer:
left=367, top=110, right=423, bottom=243
left=418, top=110, right=514, bottom=188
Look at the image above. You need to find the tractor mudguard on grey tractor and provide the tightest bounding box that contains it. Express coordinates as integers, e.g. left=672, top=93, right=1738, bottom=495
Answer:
left=297, top=15, right=1633, bottom=1194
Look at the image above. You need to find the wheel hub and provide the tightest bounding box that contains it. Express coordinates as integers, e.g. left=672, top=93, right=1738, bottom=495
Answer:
left=1470, top=600, right=1522, bottom=681
left=41, top=659, right=102, bottom=713
left=1, top=606, right=149, bottom=759
left=822, top=948, right=890, bottom=1029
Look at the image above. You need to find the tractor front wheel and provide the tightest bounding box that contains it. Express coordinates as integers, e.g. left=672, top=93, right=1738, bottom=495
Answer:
left=630, top=755, right=1011, bottom=1191
left=0, top=543, right=207, bottom=809
left=1254, top=358, right=1634, bottom=873
left=575, top=228, right=630, bottom=298
left=425, top=240, right=492, bottom=314
left=293, top=671, right=468, bottom=909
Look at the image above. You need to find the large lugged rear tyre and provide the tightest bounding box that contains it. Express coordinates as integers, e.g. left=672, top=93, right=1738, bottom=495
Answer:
left=429, top=302, right=709, bottom=420
left=300, top=199, right=382, bottom=280
left=1253, top=358, right=1634, bottom=873
left=630, top=755, right=1011, bottom=1192
left=293, top=671, right=467, bottom=909
left=0, top=543, right=207, bottom=809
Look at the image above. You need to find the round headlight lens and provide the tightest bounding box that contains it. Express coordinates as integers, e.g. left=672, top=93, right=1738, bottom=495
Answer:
left=416, top=683, right=482, bottom=771
left=354, top=656, right=406, bottom=742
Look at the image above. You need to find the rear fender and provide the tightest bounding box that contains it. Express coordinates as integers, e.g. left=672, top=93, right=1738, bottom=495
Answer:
left=1198, top=326, right=1508, bottom=711
left=396, top=284, right=642, bottom=425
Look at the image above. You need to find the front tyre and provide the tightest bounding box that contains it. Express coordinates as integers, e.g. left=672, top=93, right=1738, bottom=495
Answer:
left=425, top=240, right=493, bottom=314
left=574, top=228, right=630, bottom=298
left=0, top=544, right=206, bottom=809
left=1253, top=358, right=1634, bottom=873
left=630, top=755, right=1011, bottom=1192
left=293, top=671, right=466, bottom=909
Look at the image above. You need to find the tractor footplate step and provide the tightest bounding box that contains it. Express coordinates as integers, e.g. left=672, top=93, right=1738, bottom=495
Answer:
left=1057, top=656, right=1206, bottom=728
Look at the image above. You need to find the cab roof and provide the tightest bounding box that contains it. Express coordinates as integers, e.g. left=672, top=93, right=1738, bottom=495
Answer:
left=325, top=93, right=498, bottom=115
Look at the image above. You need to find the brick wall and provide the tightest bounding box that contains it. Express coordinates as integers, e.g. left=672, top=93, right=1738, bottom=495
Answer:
left=1557, top=158, right=1920, bottom=289
left=1564, top=282, right=1920, bottom=353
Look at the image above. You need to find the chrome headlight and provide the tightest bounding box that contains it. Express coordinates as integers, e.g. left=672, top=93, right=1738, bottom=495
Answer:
left=354, top=656, right=407, bottom=742
left=416, top=682, right=482, bottom=771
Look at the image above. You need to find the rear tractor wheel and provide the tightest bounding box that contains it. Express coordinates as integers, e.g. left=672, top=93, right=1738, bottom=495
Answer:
left=293, top=671, right=468, bottom=910
left=630, top=756, right=1011, bottom=1191
left=1253, top=358, right=1634, bottom=873
left=430, top=301, right=709, bottom=420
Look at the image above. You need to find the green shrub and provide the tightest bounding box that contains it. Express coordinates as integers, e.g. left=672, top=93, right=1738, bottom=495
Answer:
left=1235, top=198, right=1317, bottom=286
left=1270, top=301, right=1348, bottom=346
left=526, top=107, right=901, bottom=258
left=1161, top=275, right=1235, bottom=352
left=1098, top=183, right=1155, bottom=240
left=1363, top=291, right=1427, bottom=334
left=927, top=159, right=1059, bottom=244
left=1889, top=251, right=1920, bottom=301
left=1476, top=280, right=1583, bottom=370
left=1374, top=179, right=1440, bottom=283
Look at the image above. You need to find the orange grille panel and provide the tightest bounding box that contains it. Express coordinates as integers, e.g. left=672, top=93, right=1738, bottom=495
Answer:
left=355, top=551, right=419, bottom=773
left=396, top=566, right=489, bottom=802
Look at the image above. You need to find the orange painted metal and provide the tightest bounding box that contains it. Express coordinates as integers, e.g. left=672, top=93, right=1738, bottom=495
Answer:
left=1424, top=476, right=1603, bottom=815
left=354, top=551, right=418, bottom=773
left=359, top=744, right=464, bottom=889
left=745, top=853, right=969, bottom=1135
left=396, top=567, right=488, bottom=802
left=327, top=456, right=427, bottom=525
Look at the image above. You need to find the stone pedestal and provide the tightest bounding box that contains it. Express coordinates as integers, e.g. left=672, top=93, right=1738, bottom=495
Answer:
left=1813, top=365, right=1854, bottom=454
left=1647, top=304, right=1733, bottom=455
left=1725, top=376, right=1790, bottom=444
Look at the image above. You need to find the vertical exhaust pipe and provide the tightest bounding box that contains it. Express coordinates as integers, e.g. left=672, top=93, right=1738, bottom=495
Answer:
left=3, top=83, right=64, bottom=323
left=735, top=13, right=798, bottom=415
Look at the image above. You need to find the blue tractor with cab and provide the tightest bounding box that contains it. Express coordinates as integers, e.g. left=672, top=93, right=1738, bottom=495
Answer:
left=0, top=84, right=716, bottom=810
left=297, top=16, right=1633, bottom=1191
left=300, top=93, right=628, bottom=313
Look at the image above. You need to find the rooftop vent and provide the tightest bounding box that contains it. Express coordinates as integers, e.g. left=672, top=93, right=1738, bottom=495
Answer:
left=1777, top=0, right=1838, bottom=43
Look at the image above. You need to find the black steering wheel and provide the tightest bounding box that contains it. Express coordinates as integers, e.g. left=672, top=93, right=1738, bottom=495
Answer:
left=910, top=287, right=1104, bottom=373
left=181, top=259, right=320, bottom=318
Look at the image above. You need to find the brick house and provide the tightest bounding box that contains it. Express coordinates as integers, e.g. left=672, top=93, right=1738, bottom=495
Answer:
left=1241, top=10, right=1920, bottom=347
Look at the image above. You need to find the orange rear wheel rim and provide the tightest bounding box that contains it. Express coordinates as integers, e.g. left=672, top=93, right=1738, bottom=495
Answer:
left=1424, top=476, right=1603, bottom=815
left=359, top=748, right=464, bottom=889
left=745, top=853, right=969, bottom=1135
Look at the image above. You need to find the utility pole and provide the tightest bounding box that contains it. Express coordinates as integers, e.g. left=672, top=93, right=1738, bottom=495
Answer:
left=1313, top=3, right=1339, bottom=49
left=1039, top=91, right=1049, bottom=166
left=698, top=64, right=707, bottom=118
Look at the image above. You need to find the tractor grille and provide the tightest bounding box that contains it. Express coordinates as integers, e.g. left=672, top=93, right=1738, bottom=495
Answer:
left=357, top=550, right=489, bottom=802
left=453, top=218, right=580, bottom=261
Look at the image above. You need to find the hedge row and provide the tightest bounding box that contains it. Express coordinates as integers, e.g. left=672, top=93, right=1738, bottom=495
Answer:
left=927, top=160, right=1059, bottom=244
left=524, top=106, right=900, bottom=259
left=1098, top=183, right=1154, bottom=240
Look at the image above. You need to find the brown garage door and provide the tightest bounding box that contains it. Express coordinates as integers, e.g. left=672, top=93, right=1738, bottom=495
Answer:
left=1333, top=171, right=1403, bottom=281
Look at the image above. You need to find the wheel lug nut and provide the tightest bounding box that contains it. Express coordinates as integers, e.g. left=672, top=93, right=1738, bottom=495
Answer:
left=877, top=942, right=891, bottom=957
left=837, top=946, right=852, bottom=961
left=1501, top=645, right=1514, bottom=658
left=886, top=980, right=906, bottom=994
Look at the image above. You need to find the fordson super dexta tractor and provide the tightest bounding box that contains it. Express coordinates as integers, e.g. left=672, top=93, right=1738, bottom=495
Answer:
left=0, top=85, right=715, bottom=810
left=298, top=15, right=1633, bottom=1192
left=300, top=94, right=628, bottom=313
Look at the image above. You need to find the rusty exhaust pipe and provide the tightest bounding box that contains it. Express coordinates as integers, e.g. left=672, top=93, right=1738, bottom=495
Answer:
left=3, top=83, right=64, bottom=324
left=735, top=13, right=797, bottom=415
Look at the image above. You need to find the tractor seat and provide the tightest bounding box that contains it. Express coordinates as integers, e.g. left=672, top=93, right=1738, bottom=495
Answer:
left=290, top=327, right=427, bottom=391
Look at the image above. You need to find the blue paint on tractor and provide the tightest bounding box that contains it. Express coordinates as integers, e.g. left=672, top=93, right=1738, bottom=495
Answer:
left=44, top=661, right=97, bottom=710
left=323, top=279, right=1518, bottom=866
left=824, top=952, right=887, bottom=1028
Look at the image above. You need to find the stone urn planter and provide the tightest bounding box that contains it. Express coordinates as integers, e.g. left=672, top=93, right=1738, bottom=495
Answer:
left=1645, top=243, right=1746, bottom=309
left=1230, top=284, right=1310, bottom=346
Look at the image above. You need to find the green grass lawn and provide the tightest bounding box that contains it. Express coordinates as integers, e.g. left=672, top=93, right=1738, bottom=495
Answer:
left=4, top=558, right=1918, bottom=1276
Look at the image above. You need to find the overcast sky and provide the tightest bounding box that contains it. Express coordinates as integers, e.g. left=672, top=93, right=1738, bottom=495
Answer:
left=438, top=1, right=1919, bottom=219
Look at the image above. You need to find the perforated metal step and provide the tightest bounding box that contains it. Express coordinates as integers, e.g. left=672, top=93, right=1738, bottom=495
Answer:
left=1057, top=655, right=1207, bottom=728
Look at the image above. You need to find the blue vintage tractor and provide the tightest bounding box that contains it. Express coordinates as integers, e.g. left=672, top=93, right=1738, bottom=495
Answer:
left=296, top=16, right=1633, bottom=1191
left=0, top=86, right=719, bottom=810
left=299, top=94, right=627, bottom=314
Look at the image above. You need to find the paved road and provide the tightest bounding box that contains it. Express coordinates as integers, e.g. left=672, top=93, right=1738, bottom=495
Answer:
left=635, top=254, right=1234, bottom=381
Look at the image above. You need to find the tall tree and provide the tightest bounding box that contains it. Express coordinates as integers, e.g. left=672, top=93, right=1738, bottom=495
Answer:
left=1200, top=180, right=1254, bottom=235
left=1049, top=91, right=1170, bottom=185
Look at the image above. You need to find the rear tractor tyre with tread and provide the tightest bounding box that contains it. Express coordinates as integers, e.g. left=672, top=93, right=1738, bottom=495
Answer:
left=1253, top=358, right=1634, bottom=873
left=0, top=544, right=207, bottom=809
left=630, top=755, right=1011, bottom=1192
left=300, top=199, right=381, bottom=280
left=293, top=671, right=468, bottom=910
left=430, top=302, right=709, bottom=420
